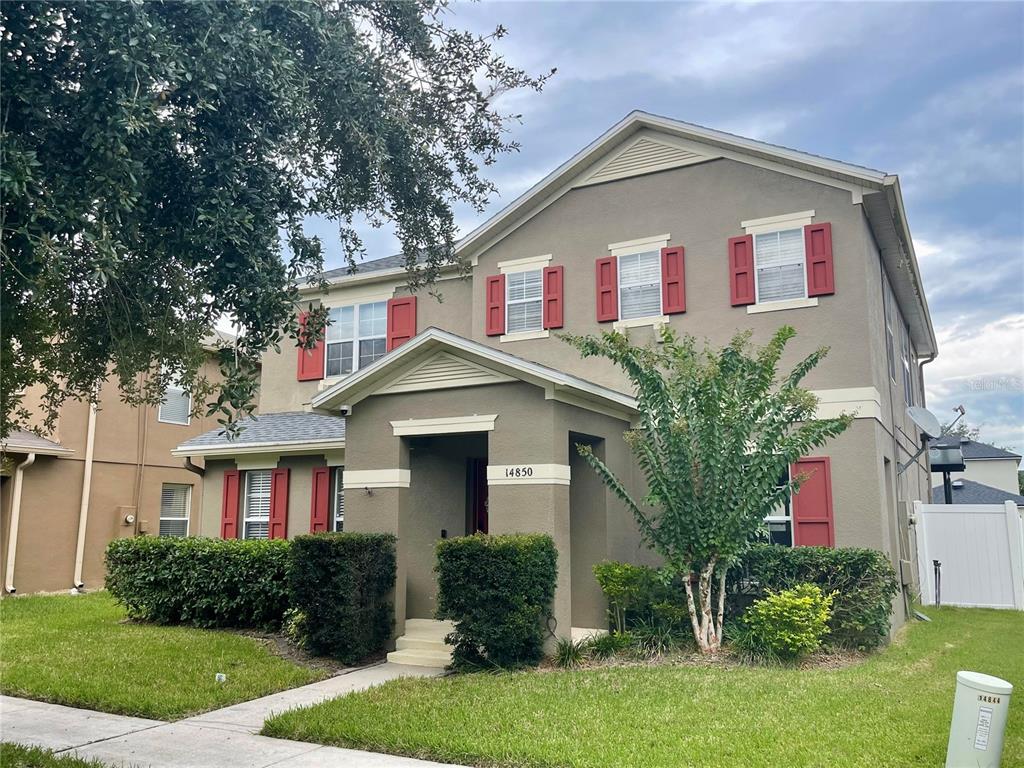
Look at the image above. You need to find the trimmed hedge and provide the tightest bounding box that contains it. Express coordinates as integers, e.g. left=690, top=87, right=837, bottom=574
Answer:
left=105, top=536, right=291, bottom=628
left=729, top=544, right=899, bottom=650
left=436, top=533, right=558, bottom=669
left=289, top=532, right=396, bottom=663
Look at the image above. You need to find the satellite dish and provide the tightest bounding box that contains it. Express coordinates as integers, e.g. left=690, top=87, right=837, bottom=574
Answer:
left=907, top=406, right=942, bottom=439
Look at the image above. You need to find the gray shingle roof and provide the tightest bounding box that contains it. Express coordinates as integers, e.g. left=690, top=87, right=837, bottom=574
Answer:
left=178, top=412, right=345, bottom=449
left=1, top=429, right=72, bottom=456
left=929, top=437, right=1021, bottom=460
left=932, top=479, right=1024, bottom=506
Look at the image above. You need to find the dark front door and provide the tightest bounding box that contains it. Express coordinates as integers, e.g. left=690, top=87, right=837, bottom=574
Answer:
left=468, top=458, right=488, bottom=534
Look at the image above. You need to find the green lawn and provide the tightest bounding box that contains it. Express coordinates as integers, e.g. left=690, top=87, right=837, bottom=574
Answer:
left=0, top=743, right=110, bottom=768
left=264, top=607, right=1023, bottom=768
left=0, top=592, right=324, bottom=720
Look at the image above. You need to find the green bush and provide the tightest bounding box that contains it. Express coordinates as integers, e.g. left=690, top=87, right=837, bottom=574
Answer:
left=730, top=544, right=899, bottom=649
left=553, top=637, right=588, bottom=669
left=105, top=536, right=291, bottom=628
left=436, top=533, right=558, bottom=669
left=593, top=561, right=690, bottom=635
left=733, top=583, right=833, bottom=661
left=588, top=631, right=633, bottom=659
left=289, top=533, right=396, bottom=663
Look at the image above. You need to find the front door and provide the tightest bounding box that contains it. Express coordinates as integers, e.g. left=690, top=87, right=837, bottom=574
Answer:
left=468, top=458, right=488, bottom=534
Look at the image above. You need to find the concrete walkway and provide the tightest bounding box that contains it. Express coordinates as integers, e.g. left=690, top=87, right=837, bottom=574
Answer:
left=1, top=662, right=463, bottom=767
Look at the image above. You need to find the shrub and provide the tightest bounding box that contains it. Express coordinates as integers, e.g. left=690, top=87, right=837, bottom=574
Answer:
left=593, top=561, right=688, bottom=634
left=105, top=536, right=291, bottom=628
left=730, top=544, right=899, bottom=649
left=734, top=583, right=833, bottom=661
left=553, top=637, right=588, bottom=669
left=436, top=533, right=558, bottom=669
left=588, top=631, right=633, bottom=659
left=289, top=533, right=396, bottom=663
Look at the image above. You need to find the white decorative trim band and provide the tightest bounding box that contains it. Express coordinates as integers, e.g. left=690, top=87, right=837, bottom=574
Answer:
left=391, top=414, right=498, bottom=437
left=609, top=233, right=671, bottom=257
left=613, top=315, right=669, bottom=331
left=235, top=454, right=280, bottom=471
left=746, top=297, right=819, bottom=314
left=741, top=210, right=815, bottom=234
left=498, top=254, right=552, bottom=273
left=171, top=438, right=346, bottom=458
left=343, top=469, right=410, bottom=489
left=487, top=464, right=571, bottom=486
left=500, top=329, right=550, bottom=343
left=811, top=387, right=883, bottom=422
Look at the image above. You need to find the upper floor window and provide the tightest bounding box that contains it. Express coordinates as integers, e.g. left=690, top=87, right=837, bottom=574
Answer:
left=882, top=273, right=897, bottom=382
left=333, top=466, right=345, bottom=532
left=901, top=322, right=914, bottom=405
left=158, top=375, right=191, bottom=425
left=243, top=470, right=271, bottom=539
left=506, top=270, right=543, bottom=333
left=159, top=483, right=190, bottom=537
left=619, top=250, right=662, bottom=320
left=325, top=301, right=387, bottom=377
left=754, top=229, right=806, bottom=303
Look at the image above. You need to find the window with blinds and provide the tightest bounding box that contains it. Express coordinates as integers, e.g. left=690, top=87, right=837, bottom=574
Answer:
left=326, top=301, right=387, bottom=377
left=243, top=470, right=272, bottom=539
left=505, top=270, right=543, bottom=333
left=754, top=229, right=806, bottom=303
left=883, top=274, right=897, bottom=382
left=158, top=382, right=191, bottom=425
left=159, top=484, right=191, bottom=537
left=618, top=251, right=662, bottom=320
left=333, top=466, right=345, bottom=532
left=764, top=469, right=792, bottom=547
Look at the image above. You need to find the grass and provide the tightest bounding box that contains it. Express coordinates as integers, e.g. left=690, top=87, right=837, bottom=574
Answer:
left=0, top=743, right=110, bottom=767
left=264, top=607, right=1024, bottom=768
left=0, top=592, right=324, bottom=720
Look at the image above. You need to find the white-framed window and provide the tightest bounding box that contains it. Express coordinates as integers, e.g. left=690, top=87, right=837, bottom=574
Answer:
left=618, top=250, right=662, bottom=320
left=754, top=228, right=806, bottom=304
left=325, top=301, right=387, bottom=377
left=882, top=272, right=897, bottom=382
left=901, top=322, right=914, bottom=405
left=243, top=470, right=272, bottom=539
left=764, top=468, right=793, bottom=547
left=506, top=269, right=543, bottom=333
left=159, top=483, right=191, bottom=537
left=158, top=375, right=191, bottom=425
left=332, top=466, right=345, bottom=532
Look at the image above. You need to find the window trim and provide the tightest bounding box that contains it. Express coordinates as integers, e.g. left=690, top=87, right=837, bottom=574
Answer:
left=332, top=466, right=345, bottom=532
left=883, top=271, right=898, bottom=383
left=504, top=268, right=545, bottom=336
left=617, top=249, right=663, bottom=321
left=157, top=381, right=192, bottom=426
left=752, top=227, right=808, bottom=306
left=242, top=469, right=272, bottom=540
left=159, top=483, right=191, bottom=537
left=900, top=321, right=914, bottom=406
left=325, top=301, right=387, bottom=378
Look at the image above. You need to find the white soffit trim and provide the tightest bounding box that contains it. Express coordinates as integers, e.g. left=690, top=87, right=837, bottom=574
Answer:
left=344, top=469, right=410, bottom=489
left=171, top=438, right=346, bottom=458
left=741, top=210, right=815, bottom=234
left=391, top=414, right=498, bottom=437
left=812, top=387, right=883, bottom=422
left=498, top=254, right=552, bottom=273
left=487, top=464, right=571, bottom=486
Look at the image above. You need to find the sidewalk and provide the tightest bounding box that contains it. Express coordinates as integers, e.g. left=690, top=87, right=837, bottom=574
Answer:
left=1, top=662, right=462, bottom=768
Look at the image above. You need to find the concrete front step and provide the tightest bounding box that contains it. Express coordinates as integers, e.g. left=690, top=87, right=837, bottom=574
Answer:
left=387, top=618, right=455, bottom=667
left=396, top=635, right=455, bottom=652
left=386, top=647, right=453, bottom=667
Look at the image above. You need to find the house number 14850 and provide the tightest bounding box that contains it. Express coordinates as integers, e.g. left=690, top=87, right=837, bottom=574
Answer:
left=504, top=466, right=534, bottom=478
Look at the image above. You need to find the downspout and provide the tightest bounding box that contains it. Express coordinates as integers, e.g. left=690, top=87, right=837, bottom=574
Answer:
left=5, top=453, right=37, bottom=594
left=72, top=402, right=98, bottom=590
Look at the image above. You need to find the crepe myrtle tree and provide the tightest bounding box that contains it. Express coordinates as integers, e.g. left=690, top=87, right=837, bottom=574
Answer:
left=1, top=0, right=552, bottom=438
left=564, top=326, right=852, bottom=653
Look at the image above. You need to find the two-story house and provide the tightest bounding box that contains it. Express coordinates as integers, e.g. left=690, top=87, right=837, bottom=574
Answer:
left=174, top=112, right=937, bottom=659
left=1, top=333, right=232, bottom=594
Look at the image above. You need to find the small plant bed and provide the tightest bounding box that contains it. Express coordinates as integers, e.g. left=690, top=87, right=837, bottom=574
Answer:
left=0, top=743, right=110, bottom=768
left=263, top=607, right=1024, bottom=768
left=0, top=592, right=325, bottom=720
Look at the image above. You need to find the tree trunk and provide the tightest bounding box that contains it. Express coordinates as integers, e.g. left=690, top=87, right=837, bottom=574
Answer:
left=683, top=558, right=721, bottom=653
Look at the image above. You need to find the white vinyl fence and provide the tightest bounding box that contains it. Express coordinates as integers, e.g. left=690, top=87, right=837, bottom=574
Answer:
left=914, top=501, right=1024, bottom=610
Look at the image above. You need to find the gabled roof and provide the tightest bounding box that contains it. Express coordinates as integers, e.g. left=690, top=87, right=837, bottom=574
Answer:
left=1, top=430, right=73, bottom=457
left=311, top=327, right=638, bottom=420
left=173, top=412, right=345, bottom=458
left=930, top=436, right=1022, bottom=461
left=932, top=479, right=1024, bottom=506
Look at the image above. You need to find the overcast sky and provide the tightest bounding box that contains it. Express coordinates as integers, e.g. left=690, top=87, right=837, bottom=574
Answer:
left=304, top=1, right=1024, bottom=458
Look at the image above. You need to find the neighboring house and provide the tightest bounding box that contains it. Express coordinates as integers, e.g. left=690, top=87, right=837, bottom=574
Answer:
left=931, top=478, right=1024, bottom=509
left=175, top=112, right=936, bottom=661
left=930, top=436, right=1022, bottom=495
left=0, top=335, right=233, bottom=594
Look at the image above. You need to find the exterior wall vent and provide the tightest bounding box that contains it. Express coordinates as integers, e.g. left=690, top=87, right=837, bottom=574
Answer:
left=576, top=137, right=710, bottom=187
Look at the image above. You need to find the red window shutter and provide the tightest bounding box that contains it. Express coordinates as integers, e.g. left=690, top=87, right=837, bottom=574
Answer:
left=296, top=312, right=325, bottom=381
left=386, top=296, right=417, bottom=351
left=804, top=222, right=835, bottom=297
left=595, top=256, right=618, bottom=322
left=485, top=274, right=506, bottom=336
left=791, top=457, right=835, bottom=548
left=220, top=469, right=240, bottom=539
left=661, top=246, right=686, bottom=314
left=268, top=468, right=290, bottom=540
left=542, top=266, right=564, bottom=329
left=310, top=467, right=330, bottom=533
left=728, top=235, right=755, bottom=306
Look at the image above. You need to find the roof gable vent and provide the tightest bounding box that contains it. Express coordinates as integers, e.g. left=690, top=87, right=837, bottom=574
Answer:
left=576, top=136, right=711, bottom=187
